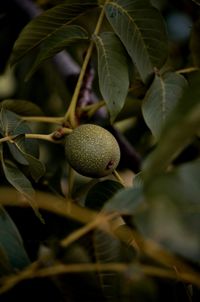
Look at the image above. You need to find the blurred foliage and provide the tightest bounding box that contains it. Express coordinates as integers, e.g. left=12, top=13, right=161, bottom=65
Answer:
left=0, top=0, right=200, bottom=301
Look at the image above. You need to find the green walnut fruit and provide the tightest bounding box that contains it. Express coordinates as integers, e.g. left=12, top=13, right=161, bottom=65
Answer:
left=65, top=124, right=120, bottom=178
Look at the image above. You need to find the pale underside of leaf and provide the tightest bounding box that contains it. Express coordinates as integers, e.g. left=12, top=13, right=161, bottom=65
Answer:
left=26, top=25, right=88, bottom=80
left=142, top=72, right=187, bottom=139
left=10, top=2, right=97, bottom=65
left=93, top=32, right=129, bottom=122
left=105, top=0, right=168, bottom=83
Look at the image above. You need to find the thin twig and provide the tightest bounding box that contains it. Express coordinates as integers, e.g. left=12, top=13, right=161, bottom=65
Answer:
left=1, top=261, right=200, bottom=295
left=60, top=214, right=108, bottom=247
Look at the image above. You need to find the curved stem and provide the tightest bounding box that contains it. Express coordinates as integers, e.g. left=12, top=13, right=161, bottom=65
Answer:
left=64, top=3, right=108, bottom=127
left=176, top=67, right=199, bottom=74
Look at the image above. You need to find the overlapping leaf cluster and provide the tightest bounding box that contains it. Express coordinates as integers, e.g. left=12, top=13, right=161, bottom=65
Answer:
left=0, top=0, right=200, bottom=300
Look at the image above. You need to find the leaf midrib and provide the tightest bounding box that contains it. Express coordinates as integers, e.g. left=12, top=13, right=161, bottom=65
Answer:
left=159, top=76, right=167, bottom=123
left=95, top=35, right=113, bottom=98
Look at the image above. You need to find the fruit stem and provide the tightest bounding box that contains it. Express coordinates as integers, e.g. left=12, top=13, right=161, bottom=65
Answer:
left=63, top=2, right=108, bottom=127
left=113, top=170, right=125, bottom=186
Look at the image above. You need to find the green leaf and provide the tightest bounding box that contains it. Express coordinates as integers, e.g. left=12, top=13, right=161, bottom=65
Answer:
left=93, top=32, right=129, bottom=122
left=0, top=108, right=39, bottom=159
left=85, top=180, right=123, bottom=211
left=0, top=245, right=13, bottom=276
left=143, top=72, right=200, bottom=180
left=14, top=135, right=45, bottom=182
left=0, top=108, right=44, bottom=182
left=0, top=206, right=30, bottom=270
left=135, top=160, right=200, bottom=261
left=0, top=99, right=43, bottom=116
left=0, top=147, right=44, bottom=223
left=105, top=0, right=168, bottom=83
left=142, top=72, right=187, bottom=139
left=10, top=1, right=97, bottom=66
left=103, top=186, right=144, bottom=215
left=26, top=25, right=88, bottom=80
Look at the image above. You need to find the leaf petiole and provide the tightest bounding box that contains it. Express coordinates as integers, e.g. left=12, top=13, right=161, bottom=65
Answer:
left=21, top=116, right=64, bottom=124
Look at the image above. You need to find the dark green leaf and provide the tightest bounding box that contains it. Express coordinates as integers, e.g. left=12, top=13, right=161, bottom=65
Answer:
left=0, top=206, right=30, bottom=270
left=0, top=245, right=13, bottom=276
left=143, top=72, right=200, bottom=180
left=10, top=1, right=97, bottom=65
left=93, top=32, right=129, bottom=122
left=0, top=99, right=43, bottom=116
left=135, top=160, right=200, bottom=261
left=0, top=108, right=39, bottom=158
left=105, top=0, right=168, bottom=83
left=2, top=157, right=34, bottom=199
left=7, top=143, right=29, bottom=165
left=104, top=186, right=144, bottom=215
left=26, top=25, right=88, bottom=80
left=142, top=72, right=187, bottom=139
left=1, top=147, right=44, bottom=223
left=14, top=135, right=45, bottom=182
left=85, top=180, right=123, bottom=211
